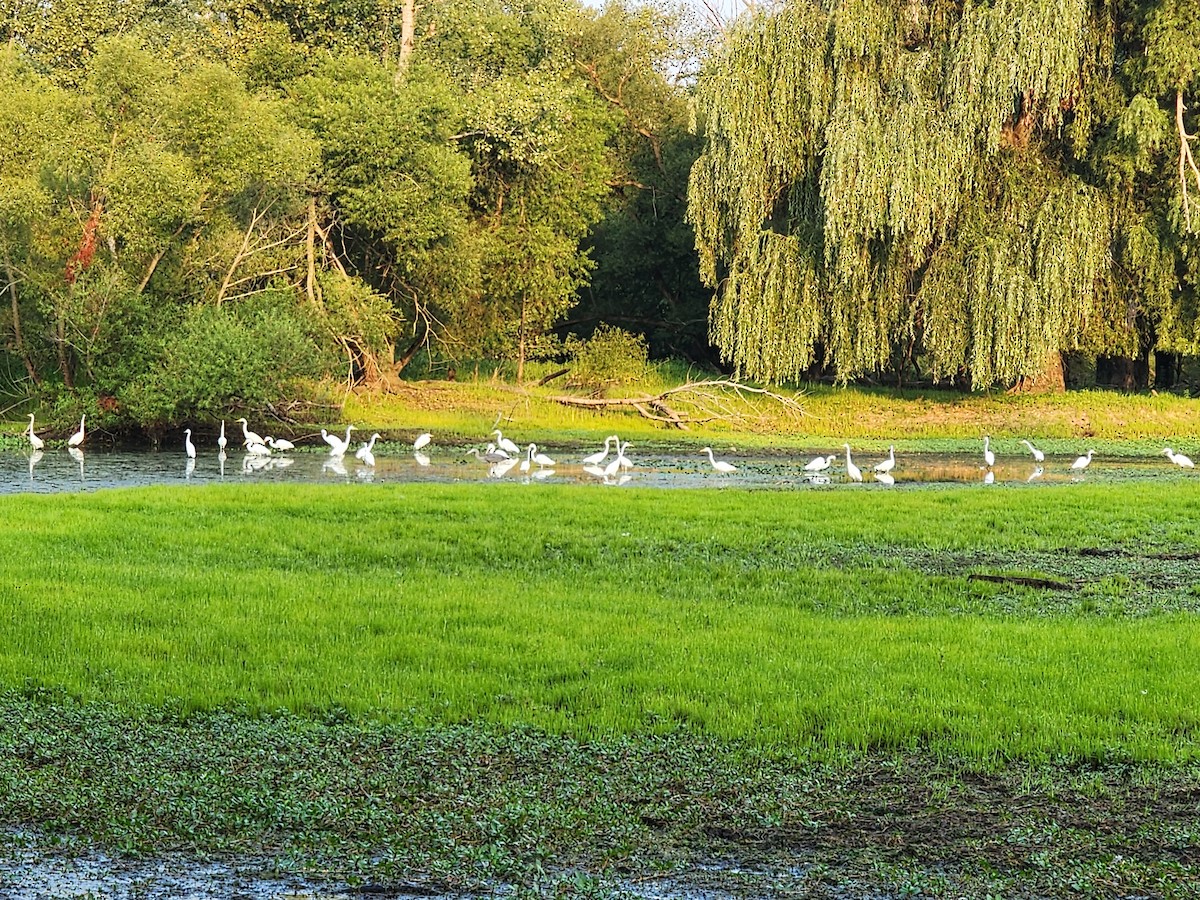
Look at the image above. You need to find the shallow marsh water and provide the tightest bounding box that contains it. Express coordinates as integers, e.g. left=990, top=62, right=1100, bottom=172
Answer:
left=0, top=442, right=1189, bottom=494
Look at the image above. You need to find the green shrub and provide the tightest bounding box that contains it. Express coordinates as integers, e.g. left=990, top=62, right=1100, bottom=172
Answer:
left=566, top=325, right=649, bottom=393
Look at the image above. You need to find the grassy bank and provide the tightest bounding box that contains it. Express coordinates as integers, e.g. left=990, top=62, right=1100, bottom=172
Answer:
left=3, top=481, right=1199, bottom=762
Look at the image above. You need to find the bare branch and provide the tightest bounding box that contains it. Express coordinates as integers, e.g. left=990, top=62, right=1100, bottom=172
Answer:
left=1177, top=90, right=1200, bottom=232
left=548, top=378, right=805, bottom=429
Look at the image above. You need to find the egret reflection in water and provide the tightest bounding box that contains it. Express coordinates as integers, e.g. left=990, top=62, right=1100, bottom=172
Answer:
left=68, top=446, right=85, bottom=481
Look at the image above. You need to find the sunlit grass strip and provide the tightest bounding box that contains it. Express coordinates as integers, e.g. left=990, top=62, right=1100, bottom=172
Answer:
left=2, top=482, right=1199, bottom=761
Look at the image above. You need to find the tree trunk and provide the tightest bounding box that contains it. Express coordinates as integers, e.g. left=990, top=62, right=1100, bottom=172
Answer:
left=1154, top=351, right=1181, bottom=390
left=394, top=0, right=416, bottom=86
left=1097, top=355, right=1136, bottom=391
left=3, top=251, right=40, bottom=387
left=1010, top=350, right=1066, bottom=393
left=517, top=291, right=527, bottom=382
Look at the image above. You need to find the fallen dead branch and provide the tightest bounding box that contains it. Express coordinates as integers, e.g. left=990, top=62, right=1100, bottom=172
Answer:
left=548, top=378, right=806, bottom=430
left=967, top=573, right=1078, bottom=591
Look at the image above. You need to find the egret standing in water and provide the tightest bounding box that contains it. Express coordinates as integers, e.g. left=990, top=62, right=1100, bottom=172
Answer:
left=582, top=435, right=617, bottom=466
left=26, top=414, right=44, bottom=451
left=701, top=447, right=737, bottom=474
left=67, top=414, right=86, bottom=449
left=1162, top=448, right=1195, bottom=468
left=982, top=436, right=995, bottom=469
left=873, top=445, right=896, bottom=475
left=184, top=429, right=196, bottom=459
left=266, top=436, right=295, bottom=451
left=843, top=444, right=863, bottom=482
left=491, top=429, right=521, bottom=456
left=1019, top=439, right=1045, bottom=462
left=356, top=433, right=381, bottom=466
left=323, top=424, right=357, bottom=456
left=237, top=418, right=263, bottom=447
left=217, top=420, right=228, bottom=452
left=1070, top=449, right=1095, bottom=471
left=413, top=432, right=432, bottom=451
left=803, top=454, right=832, bottom=473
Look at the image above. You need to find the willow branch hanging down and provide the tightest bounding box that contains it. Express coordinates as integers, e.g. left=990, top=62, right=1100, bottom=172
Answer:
left=1177, top=91, right=1200, bottom=232
left=548, top=378, right=806, bottom=429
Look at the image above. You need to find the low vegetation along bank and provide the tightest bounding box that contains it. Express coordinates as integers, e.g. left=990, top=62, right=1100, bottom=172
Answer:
left=2, top=481, right=1199, bottom=895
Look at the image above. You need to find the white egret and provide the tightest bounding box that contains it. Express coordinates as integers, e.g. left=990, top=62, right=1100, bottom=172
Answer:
left=982, top=436, right=994, bottom=469
left=67, top=414, right=86, bottom=448
left=237, top=418, right=264, bottom=447
left=491, top=429, right=521, bottom=456
left=843, top=444, right=862, bottom=482
left=323, top=424, right=357, bottom=456
left=490, top=456, right=519, bottom=478
left=413, top=432, right=432, bottom=451
left=1019, top=439, right=1045, bottom=462
left=803, top=454, right=832, bottom=472
left=356, top=433, right=381, bottom=466
left=26, top=414, right=44, bottom=451
left=701, top=447, right=737, bottom=474
left=873, top=445, right=896, bottom=474
left=528, top=443, right=555, bottom=467
left=217, top=420, right=228, bottom=452
left=1070, top=449, right=1095, bottom=471
left=184, top=429, right=196, bottom=460
left=266, top=436, right=295, bottom=451
left=604, top=442, right=630, bottom=478
left=246, top=440, right=271, bottom=457
left=582, top=435, right=617, bottom=466
left=519, top=446, right=532, bottom=473
left=1162, top=448, right=1195, bottom=468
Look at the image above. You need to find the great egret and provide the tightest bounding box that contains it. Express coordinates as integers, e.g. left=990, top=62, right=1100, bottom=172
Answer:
left=491, top=429, right=521, bottom=456
left=582, top=435, right=617, bottom=466
left=803, top=454, right=832, bottom=472
left=519, top=446, right=532, bottom=473
left=266, top=436, right=295, bottom=451
left=701, top=447, right=737, bottom=474
left=873, top=445, right=896, bottom=474
left=1162, top=447, right=1195, bottom=468
left=67, top=414, right=86, bottom=448
left=604, top=442, right=630, bottom=478
left=982, top=436, right=994, bottom=469
left=237, top=418, right=264, bottom=447
left=1070, top=449, right=1095, bottom=471
left=356, top=433, right=381, bottom=466
left=246, top=440, right=271, bottom=457
left=1019, top=439, right=1045, bottom=462
left=324, top=424, right=357, bottom=456
left=217, top=420, right=228, bottom=452
left=490, top=456, right=519, bottom=478
left=528, top=443, right=555, bottom=467
left=26, top=414, right=44, bottom=451
left=413, top=432, right=432, bottom=451
left=843, top=444, right=862, bottom=482
left=184, top=429, right=196, bottom=460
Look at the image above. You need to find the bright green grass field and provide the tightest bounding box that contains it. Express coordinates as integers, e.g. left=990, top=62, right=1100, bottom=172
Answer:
left=2, top=481, right=1198, bottom=762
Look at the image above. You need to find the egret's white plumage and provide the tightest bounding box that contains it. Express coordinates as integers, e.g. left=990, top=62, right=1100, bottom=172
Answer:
left=413, top=432, right=432, bottom=451
left=491, top=429, right=521, bottom=456
left=582, top=435, right=617, bottom=466
left=184, top=429, right=196, bottom=459
left=803, top=454, right=832, bottom=472
left=323, top=424, right=357, bottom=456
left=701, top=447, right=737, bottom=474
left=266, top=436, right=295, bottom=451
left=1163, top=447, right=1195, bottom=468
left=1070, top=449, right=1095, bottom=471
left=356, top=433, right=381, bottom=466
left=217, top=420, right=228, bottom=452
left=237, top=418, right=263, bottom=447
left=843, top=443, right=862, bottom=482
left=528, top=443, right=555, bottom=467
left=67, top=414, right=86, bottom=449
left=873, top=445, right=896, bottom=474
left=1019, top=439, right=1045, bottom=462
left=982, top=436, right=995, bottom=469
left=26, top=414, right=43, bottom=451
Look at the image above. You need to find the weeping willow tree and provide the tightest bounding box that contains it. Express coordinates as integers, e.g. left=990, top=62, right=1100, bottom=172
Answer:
left=688, top=0, right=1200, bottom=388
